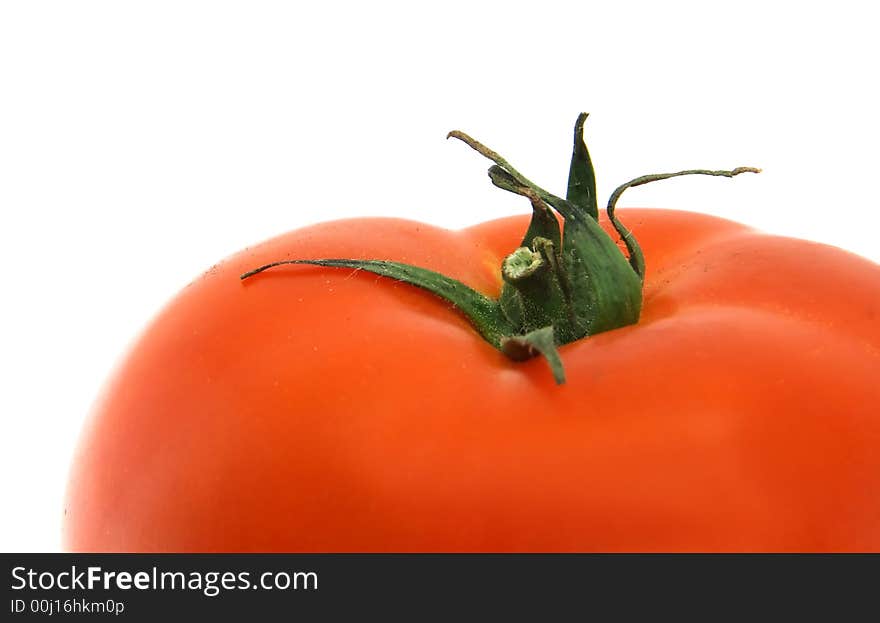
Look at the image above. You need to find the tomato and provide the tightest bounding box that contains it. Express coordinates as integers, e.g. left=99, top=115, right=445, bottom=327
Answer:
left=64, top=117, right=880, bottom=552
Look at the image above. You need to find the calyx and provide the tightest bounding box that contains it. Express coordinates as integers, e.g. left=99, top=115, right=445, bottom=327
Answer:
left=241, top=114, right=759, bottom=384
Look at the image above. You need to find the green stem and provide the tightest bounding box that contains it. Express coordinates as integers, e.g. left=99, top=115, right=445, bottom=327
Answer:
left=241, top=115, right=760, bottom=386
left=501, top=238, right=570, bottom=337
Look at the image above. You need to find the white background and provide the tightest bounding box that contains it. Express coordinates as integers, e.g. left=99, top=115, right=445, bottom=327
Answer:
left=1, top=1, right=877, bottom=552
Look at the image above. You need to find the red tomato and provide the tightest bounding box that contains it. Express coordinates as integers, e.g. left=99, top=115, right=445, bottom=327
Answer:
left=63, top=209, right=880, bottom=552
left=64, top=118, right=880, bottom=552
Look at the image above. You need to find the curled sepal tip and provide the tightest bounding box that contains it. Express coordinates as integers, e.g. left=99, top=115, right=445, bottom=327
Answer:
left=605, top=166, right=761, bottom=281
left=500, top=326, right=566, bottom=384
left=447, top=129, right=580, bottom=222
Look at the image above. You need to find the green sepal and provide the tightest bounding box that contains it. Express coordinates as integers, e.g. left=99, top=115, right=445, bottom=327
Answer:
left=566, top=112, right=599, bottom=220
left=241, top=258, right=511, bottom=347
left=500, top=326, right=566, bottom=384
left=559, top=216, right=643, bottom=337
left=449, top=130, right=581, bottom=223
left=604, top=166, right=760, bottom=282
left=488, top=166, right=561, bottom=249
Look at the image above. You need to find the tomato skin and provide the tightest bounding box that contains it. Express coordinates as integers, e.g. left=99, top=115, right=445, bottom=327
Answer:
left=64, top=209, right=880, bottom=552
